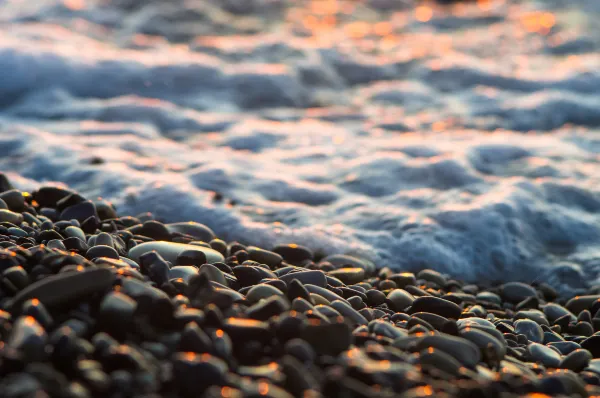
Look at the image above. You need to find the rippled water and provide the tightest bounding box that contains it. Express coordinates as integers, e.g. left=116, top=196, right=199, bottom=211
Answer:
left=2, top=0, right=600, bottom=294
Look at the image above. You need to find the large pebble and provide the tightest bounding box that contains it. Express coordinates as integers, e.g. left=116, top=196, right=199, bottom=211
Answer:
left=280, top=270, right=327, bottom=288
left=272, top=244, right=313, bottom=264
left=7, top=316, right=48, bottom=362
left=321, top=254, right=375, bottom=274
left=514, top=319, right=543, bottom=344
left=247, top=246, right=283, bottom=268
left=415, top=334, right=482, bottom=368
left=528, top=342, right=562, bottom=368
left=499, top=282, right=538, bottom=303
left=128, top=241, right=224, bottom=265
left=386, top=289, right=415, bottom=312
left=328, top=268, right=365, bottom=285
left=166, top=222, right=215, bottom=242
left=0, top=209, right=23, bottom=225
left=173, top=352, right=227, bottom=397
left=566, top=295, right=600, bottom=315
left=560, top=349, right=593, bottom=372
left=7, top=268, right=115, bottom=312
left=408, top=296, right=462, bottom=319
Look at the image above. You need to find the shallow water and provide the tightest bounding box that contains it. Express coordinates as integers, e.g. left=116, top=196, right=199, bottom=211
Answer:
left=1, top=0, right=600, bottom=294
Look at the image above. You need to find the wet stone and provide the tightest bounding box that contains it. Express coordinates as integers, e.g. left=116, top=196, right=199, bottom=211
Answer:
left=514, top=319, right=544, bottom=344
left=280, top=270, right=327, bottom=288
left=301, top=320, right=351, bottom=356
left=560, top=349, right=593, bottom=372
left=247, top=246, right=283, bottom=268
left=166, top=222, right=215, bottom=242
left=566, top=295, right=600, bottom=315
left=7, top=316, right=48, bottom=363
left=388, top=273, right=417, bottom=288
left=328, top=268, right=365, bottom=285
left=528, top=342, right=562, bottom=368
left=499, top=282, right=538, bottom=303
left=7, top=268, right=115, bottom=312
left=86, top=245, right=119, bottom=260
left=60, top=201, right=98, bottom=223
left=0, top=209, right=23, bottom=225
left=128, top=241, right=224, bottom=265
left=272, top=244, right=313, bottom=264
left=408, top=296, right=462, bottom=319
left=321, top=254, right=375, bottom=274
left=415, top=334, right=482, bottom=368
left=417, top=269, right=447, bottom=287
left=173, top=352, right=228, bottom=397
left=386, top=289, right=415, bottom=312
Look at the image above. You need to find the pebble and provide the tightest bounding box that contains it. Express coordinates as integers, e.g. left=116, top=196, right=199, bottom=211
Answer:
left=128, top=241, right=224, bottom=264
left=328, top=268, right=365, bottom=285
left=246, top=283, right=285, bottom=304
left=7, top=316, right=48, bottom=362
left=280, top=270, right=327, bottom=288
left=7, top=268, right=115, bottom=312
left=173, top=352, right=228, bottom=396
left=247, top=246, right=283, bottom=268
left=415, top=334, right=482, bottom=368
left=528, top=342, right=562, bottom=368
left=272, top=244, right=313, bottom=264
left=560, top=349, right=593, bottom=372
left=514, top=319, right=544, bottom=344
left=499, top=282, right=538, bottom=303
left=321, top=254, right=375, bottom=274
left=566, top=295, right=600, bottom=315
left=0, top=209, right=23, bottom=225
left=417, top=269, right=447, bottom=287
left=408, top=296, right=462, bottom=319
left=166, top=222, right=215, bottom=242
left=386, top=289, right=415, bottom=312
left=60, top=201, right=98, bottom=223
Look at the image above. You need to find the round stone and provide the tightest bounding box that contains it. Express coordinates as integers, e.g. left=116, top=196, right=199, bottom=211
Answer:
left=498, top=282, right=538, bottom=303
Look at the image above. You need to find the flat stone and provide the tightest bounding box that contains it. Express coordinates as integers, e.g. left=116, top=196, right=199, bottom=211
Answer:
left=321, top=254, right=375, bottom=274
left=272, top=244, right=313, bottom=264
left=328, top=268, right=365, bottom=285
left=169, top=266, right=200, bottom=283
left=60, top=201, right=99, bottom=223
left=408, top=296, right=462, bottom=319
left=166, top=222, right=215, bottom=242
left=560, top=349, right=592, bottom=372
left=128, top=241, right=224, bottom=265
left=417, top=269, right=447, bottom=287
left=247, top=247, right=283, bottom=268
left=7, top=268, right=115, bottom=312
left=528, top=342, right=562, bottom=368
left=280, top=270, right=327, bottom=288
left=415, top=334, right=482, bottom=368
left=543, top=303, right=576, bottom=324
left=566, top=295, right=600, bottom=315
left=498, top=282, right=538, bottom=303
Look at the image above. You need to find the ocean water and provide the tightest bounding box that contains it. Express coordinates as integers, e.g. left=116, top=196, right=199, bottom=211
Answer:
left=1, top=0, right=600, bottom=295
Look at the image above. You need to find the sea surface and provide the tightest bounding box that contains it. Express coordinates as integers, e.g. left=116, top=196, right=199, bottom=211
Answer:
left=1, top=0, right=600, bottom=295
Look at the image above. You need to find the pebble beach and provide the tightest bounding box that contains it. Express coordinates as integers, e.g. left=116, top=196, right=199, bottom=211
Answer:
left=3, top=0, right=600, bottom=396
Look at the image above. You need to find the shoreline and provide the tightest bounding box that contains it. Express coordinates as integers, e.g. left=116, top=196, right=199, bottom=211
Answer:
left=0, top=175, right=599, bottom=397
